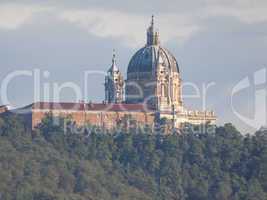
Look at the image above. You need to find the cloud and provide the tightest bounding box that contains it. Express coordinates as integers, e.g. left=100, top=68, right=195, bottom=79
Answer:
left=1, top=1, right=267, bottom=47
left=57, top=1, right=267, bottom=47
left=59, top=10, right=199, bottom=47
left=0, top=3, right=50, bottom=30
left=0, top=4, right=32, bottom=30
left=205, top=1, right=267, bottom=24
left=0, top=2, right=200, bottom=47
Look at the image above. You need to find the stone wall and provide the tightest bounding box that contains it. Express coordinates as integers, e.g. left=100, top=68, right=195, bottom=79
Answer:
left=0, top=106, right=8, bottom=114
left=32, top=109, right=155, bottom=130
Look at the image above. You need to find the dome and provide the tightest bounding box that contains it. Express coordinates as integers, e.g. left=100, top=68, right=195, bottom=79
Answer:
left=127, top=16, right=179, bottom=75
left=127, top=45, right=179, bottom=74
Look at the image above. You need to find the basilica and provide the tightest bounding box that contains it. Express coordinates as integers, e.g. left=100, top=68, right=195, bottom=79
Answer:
left=103, top=16, right=216, bottom=128
left=6, top=16, right=216, bottom=130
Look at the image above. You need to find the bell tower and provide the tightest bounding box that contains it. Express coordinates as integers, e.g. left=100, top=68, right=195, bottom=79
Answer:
left=105, top=51, right=124, bottom=103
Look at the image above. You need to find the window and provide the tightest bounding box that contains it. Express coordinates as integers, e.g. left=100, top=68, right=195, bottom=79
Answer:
left=161, top=84, right=168, bottom=97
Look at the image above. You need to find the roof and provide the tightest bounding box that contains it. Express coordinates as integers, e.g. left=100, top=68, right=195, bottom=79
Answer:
left=127, top=45, right=179, bottom=74
left=108, top=50, right=119, bottom=73
left=0, top=105, right=11, bottom=110
left=31, top=102, right=154, bottom=112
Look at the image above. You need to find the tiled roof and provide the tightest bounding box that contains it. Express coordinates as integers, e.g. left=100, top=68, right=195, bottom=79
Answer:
left=0, top=105, right=7, bottom=109
left=31, top=102, right=154, bottom=112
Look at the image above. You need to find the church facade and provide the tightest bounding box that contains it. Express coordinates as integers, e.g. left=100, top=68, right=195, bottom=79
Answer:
left=7, top=16, right=216, bottom=130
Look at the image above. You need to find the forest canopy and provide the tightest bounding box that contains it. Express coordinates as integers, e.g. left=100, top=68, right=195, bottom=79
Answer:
left=0, top=114, right=266, bottom=200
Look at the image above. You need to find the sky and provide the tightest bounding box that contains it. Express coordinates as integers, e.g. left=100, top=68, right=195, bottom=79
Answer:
left=0, top=0, right=267, bottom=133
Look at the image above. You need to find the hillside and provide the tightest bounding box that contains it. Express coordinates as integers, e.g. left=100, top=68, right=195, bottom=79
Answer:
left=0, top=114, right=266, bottom=200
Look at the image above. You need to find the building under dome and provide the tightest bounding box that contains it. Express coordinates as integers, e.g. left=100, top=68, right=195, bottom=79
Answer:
left=104, top=16, right=216, bottom=128
left=6, top=16, right=216, bottom=131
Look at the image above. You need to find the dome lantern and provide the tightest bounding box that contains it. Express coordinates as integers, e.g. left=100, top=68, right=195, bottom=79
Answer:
left=146, top=15, right=160, bottom=46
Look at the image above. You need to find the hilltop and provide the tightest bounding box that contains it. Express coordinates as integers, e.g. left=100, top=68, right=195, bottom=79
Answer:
left=0, top=114, right=266, bottom=200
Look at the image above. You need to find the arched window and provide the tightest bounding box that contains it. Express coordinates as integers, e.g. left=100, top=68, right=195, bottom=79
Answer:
left=161, top=84, right=165, bottom=97
left=164, top=85, right=168, bottom=97
left=174, top=84, right=177, bottom=101
left=161, top=84, right=168, bottom=97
